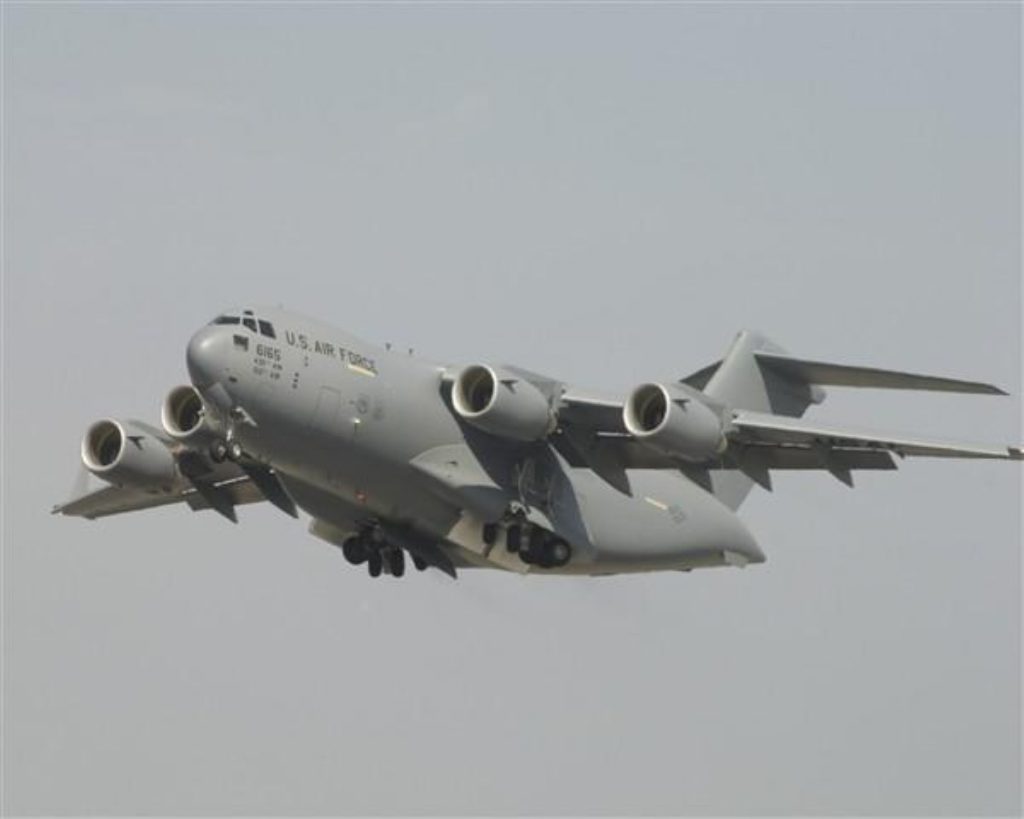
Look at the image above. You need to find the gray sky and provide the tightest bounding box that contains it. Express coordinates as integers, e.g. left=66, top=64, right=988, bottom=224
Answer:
left=3, top=3, right=1020, bottom=815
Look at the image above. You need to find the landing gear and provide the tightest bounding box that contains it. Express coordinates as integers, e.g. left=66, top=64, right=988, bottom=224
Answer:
left=367, top=551, right=383, bottom=578
left=341, top=536, right=368, bottom=566
left=506, top=524, right=522, bottom=553
left=497, top=517, right=572, bottom=569
left=209, top=438, right=244, bottom=463
left=545, top=538, right=571, bottom=567
left=341, top=525, right=424, bottom=579
left=388, top=548, right=405, bottom=578
left=482, top=522, right=499, bottom=546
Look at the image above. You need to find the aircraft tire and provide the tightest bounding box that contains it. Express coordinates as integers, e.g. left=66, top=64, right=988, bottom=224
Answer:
left=506, top=524, right=522, bottom=553
left=227, top=440, right=244, bottom=462
left=518, top=526, right=544, bottom=565
left=412, top=555, right=428, bottom=571
left=209, top=440, right=229, bottom=463
left=482, top=522, right=498, bottom=546
left=341, top=537, right=367, bottom=565
left=367, top=552, right=383, bottom=578
left=389, top=549, right=405, bottom=578
left=545, top=538, right=571, bottom=568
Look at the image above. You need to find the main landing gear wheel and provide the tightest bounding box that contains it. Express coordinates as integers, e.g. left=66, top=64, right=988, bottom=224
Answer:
left=506, top=524, right=522, bottom=553
left=209, top=440, right=229, bottom=463
left=367, top=551, right=383, bottom=578
left=482, top=522, right=498, bottom=546
left=412, top=555, right=428, bottom=572
left=226, top=440, right=244, bottom=462
left=388, top=549, right=406, bottom=578
left=521, top=526, right=546, bottom=564
left=341, top=537, right=368, bottom=566
left=545, top=538, right=572, bottom=568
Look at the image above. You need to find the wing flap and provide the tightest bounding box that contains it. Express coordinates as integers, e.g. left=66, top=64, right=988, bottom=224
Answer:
left=731, top=411, right=1023, bottom=460
left=54, top=475, right=266, bottom=520
left=53, top=451, right=274, bottom=521
left=558, top=392, right=626, bottom=433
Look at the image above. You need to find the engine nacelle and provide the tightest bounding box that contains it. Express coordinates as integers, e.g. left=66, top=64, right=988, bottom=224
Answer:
left=161, top=385, right=216, bottom=444
left=81, top=419, right=178, bottom=490
left=623, top=383, right=727, bottom=462
left=451, top=364, right=554, bottom=441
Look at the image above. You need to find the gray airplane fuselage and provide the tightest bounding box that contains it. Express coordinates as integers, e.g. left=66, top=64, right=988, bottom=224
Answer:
left=186, top=307, right=764, bottom=575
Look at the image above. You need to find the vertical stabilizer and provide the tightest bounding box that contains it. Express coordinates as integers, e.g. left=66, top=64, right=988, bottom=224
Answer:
left=702, top=331, right=824, bottom=509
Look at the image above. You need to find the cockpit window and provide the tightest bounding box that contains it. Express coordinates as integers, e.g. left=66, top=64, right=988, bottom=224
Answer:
left=212, top=315, right=240, bottom=325
left=258, top=320, right=276, bottom=339
left=242, top=317, right=257, bottom=332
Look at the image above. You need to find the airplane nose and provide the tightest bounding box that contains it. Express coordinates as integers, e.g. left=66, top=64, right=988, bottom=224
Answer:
left=186, top=326, right=231, bottom=388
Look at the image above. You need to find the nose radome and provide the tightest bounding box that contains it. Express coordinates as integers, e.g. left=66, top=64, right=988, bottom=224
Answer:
left=186, top=326, right=231, bottom=388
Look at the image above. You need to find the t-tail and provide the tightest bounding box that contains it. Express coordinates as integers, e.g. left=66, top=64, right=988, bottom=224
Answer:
left=698, top=331, right=1018, bottom=510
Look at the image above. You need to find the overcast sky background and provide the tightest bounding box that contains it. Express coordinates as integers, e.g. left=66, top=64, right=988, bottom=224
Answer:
left=3, top=3, right=1020, bottom=816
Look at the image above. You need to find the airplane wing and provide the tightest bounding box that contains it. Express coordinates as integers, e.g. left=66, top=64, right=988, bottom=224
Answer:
left=53, top=452, right=295, bottom=522
left=53, top=469, right=265, bottom=520
left=729, top=411, right=1023, bottom=461
left=554, top=391, right=1021, bottom=493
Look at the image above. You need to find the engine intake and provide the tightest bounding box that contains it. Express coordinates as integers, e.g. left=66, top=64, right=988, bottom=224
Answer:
left=623, top=383, right=726, bottom=462
left=161, top=385, right=215, bottom=443
left=82, top=419, right=178, bottom=490
left=451, top=365, right=554, bottom=441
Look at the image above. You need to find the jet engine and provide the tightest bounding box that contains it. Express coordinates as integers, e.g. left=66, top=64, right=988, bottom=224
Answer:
left=451, top=364, right=554, bottom=441
left=161, top=385, right=215, bottom=443
left=81, top=419, right=178, bottom=490
left=623, top=383, right=727, bottom=462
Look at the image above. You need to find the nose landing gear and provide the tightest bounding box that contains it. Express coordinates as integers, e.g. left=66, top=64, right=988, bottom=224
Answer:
left=208, top=437, right=244, bottom=464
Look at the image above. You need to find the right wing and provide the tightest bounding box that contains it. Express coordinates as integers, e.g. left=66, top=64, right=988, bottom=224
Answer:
left=53, top=442, right=298, bottom=522
left=53, top=467, right=265, bottom=521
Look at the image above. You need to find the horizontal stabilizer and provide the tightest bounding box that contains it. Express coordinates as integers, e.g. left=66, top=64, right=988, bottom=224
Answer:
left=755, top=351, right=1007, bottom=395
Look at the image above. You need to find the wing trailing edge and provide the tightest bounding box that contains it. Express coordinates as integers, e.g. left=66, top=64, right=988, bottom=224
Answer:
left=730, top=411, right=1023, bottom=461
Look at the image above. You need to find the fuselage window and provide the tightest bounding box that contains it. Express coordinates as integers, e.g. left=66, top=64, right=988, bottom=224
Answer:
left=242, top=317, right=257, bottom=332
left=212, top=315, right=240, bottom=325
left=258, top=320, right=276, bottom=339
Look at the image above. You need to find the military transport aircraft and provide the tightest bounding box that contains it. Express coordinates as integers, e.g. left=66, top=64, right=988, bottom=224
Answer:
left=55, top=308, right=1022, bottom=579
